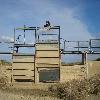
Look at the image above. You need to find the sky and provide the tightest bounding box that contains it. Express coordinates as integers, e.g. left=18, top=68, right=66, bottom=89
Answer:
left=0, top=0, right=100, bottom=39
left=0, top=0, right=100, bottom=62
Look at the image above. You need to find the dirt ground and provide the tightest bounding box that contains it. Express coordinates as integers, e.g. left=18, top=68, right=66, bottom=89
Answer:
left=0, top=90, right=59, bottom=100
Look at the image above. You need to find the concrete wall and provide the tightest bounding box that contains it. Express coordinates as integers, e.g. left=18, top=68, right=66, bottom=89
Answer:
left=36, top=51, right=59, bottom=57
left=13, top=56, right=34, bottom=62
left=60, top=61, right=100, bottom=82
left=87, top=61, right=100, bottom=78
left=36, top=44, right=59, bottom=50
left=12, top=55, right=35, bottom=83
left=36, top=58, right=60, bottom=65
left=60, top=65, right=86, bottom=82
left=5, top=61, right=100, bottom=84
left=35, top=43, right=60, bottom=83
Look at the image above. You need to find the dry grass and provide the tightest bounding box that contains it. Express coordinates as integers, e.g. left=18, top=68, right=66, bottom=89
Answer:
left=48, top=74, right=100, bottom=100
left=0, top=74, right=100, bottom=100
left=0, top=65, right=59, bottom=100
left=88, top=74, right=100, bottom=95
left=0, top=76, right=8, bottom=89
left=0, top=76, right=60, bottom=100
left=48, top=80, right=88, bottom=100
left=0, top=90, right=60, bottom=100
left=0, top=83, right=60, bottom=100
left=0, top=60, right=12, bottom=66
left=0, top=61, right=100, bottom=100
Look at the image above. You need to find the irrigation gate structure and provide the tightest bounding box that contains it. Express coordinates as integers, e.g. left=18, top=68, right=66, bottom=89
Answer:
left=0, top=25, right=100, bottom=85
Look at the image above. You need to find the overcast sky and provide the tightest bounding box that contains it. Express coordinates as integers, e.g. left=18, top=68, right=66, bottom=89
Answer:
left=0, top=0, right=100, bottom=61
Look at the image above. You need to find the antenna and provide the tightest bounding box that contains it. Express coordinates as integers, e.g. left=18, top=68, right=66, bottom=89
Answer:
left=24, top=25, right=26, bottom=44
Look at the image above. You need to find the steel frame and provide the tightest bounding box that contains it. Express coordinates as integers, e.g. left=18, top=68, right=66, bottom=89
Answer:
left=0, top=25, right=100, bottom=84
left=61, top=39, right=100, bottom=54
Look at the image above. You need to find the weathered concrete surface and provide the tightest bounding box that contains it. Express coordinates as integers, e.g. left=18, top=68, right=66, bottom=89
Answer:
left=60, top=65, right=86, bottom=82
left=2, top=61, right=100, bottom=84
left=87, top=61, right=100, bottom=78
left=60, top=61, right=100, bottom=82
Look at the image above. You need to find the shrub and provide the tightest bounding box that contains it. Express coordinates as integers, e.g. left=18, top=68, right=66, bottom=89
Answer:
left=49, top=80, right=88, bottom=100
left=48, top=74, right=100, bottom=100
left=0, top=76, right=8, bottom=89
left=88, top=74, right=100, bottom=95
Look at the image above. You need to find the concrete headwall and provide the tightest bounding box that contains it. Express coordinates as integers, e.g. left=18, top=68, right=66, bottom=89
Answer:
left=2, top=61, right=100, bottom=84
left=60, top=61, right=100, bottom=82
left=87, top=61, right=100, bottom=78
left=60, top=65, right=86, bottom=82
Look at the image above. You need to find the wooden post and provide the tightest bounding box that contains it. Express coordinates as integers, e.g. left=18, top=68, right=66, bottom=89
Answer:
left=35, top=67, right=39, bottom=83
left=82, top=51, right=87, bottom=65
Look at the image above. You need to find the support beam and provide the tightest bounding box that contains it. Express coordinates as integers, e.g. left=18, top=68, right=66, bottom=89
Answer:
left=0, top=52, right=12, bottom=54
left=82, top=52, right=87, bottom=65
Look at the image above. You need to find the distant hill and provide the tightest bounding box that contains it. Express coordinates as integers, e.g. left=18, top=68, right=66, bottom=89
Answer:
left=94, top=58, right=100, bottom=61
left=0, top=60, right=12, bottom=66
left=61, top=62, right=82, bottom=66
